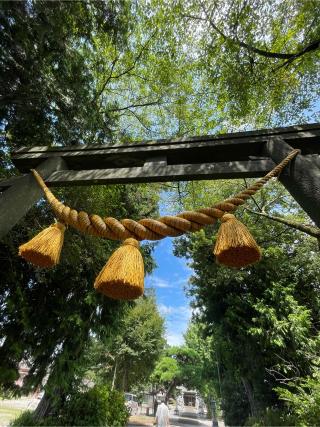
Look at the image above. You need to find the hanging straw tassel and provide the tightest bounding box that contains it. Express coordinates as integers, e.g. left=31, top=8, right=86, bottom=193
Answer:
left=19, top=222, right=66, bottom=268
left=94, top=238, right=144, bottom=300
left=214, top=213, right=261, bottom=268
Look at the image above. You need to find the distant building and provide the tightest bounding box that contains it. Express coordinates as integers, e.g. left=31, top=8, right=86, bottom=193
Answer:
left=176, top=386, right=207, bottom=416
left=15, top=362, right=29, bottom=388
left=15, top=362, right=43, bottom=398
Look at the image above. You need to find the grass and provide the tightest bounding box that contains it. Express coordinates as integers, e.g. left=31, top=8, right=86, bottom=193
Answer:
left=0, top=406, right=23, bottom=426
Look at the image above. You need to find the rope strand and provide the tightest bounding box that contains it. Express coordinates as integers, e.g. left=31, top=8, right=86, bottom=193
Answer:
left=30, top=149, right=300, bottom=241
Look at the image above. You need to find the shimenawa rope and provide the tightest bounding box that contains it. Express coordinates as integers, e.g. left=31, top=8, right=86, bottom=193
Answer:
left=30, top=149, right=300, bottom=242
left=19, top=148, right=300, bottom=300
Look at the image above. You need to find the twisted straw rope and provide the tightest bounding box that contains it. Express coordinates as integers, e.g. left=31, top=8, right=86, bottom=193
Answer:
left=31, top=149, right=300, bottom=242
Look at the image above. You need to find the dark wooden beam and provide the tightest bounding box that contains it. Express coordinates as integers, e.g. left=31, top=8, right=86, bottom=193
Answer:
left=0, top=157, right=67, bottom=239
left=42, top=159, right=275, bottom=186
left=11, top=123, right=320, bottom=173
left=263, top=136, right=320, bottom=227
left=13, top=122, right=320, bottom=153
left=2, top=123, right=320, bottom=237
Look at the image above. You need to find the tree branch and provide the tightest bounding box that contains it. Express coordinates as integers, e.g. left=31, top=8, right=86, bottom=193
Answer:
left=245, top=208, right=320, bottom=241
left=108, top=99, right=161, bottom=112
left=122, top=109, right=152, bottom=132
left=94, top=31, right=157, bottom=102
left=243, top=178, right=262, bottom=211
left=185, top=7, right=320, bottom=63
left=93, top=54, right=120, bottom=103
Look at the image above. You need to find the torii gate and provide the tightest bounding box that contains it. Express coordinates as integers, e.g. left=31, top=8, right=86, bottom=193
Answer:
left=1, top=122, right=320, bottom=239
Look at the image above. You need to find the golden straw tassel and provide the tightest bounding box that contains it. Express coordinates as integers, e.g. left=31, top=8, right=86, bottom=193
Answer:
left=19, top=222, right=66, bottom=268
left=94, top=238, right=144, bottom=300
left=214, top=213, right=261, bottom=268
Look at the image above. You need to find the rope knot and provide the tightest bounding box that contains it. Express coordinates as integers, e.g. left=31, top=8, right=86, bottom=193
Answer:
left=122, top=238, right=140, bottom=248
left=220, top=213, right=235, bottom=223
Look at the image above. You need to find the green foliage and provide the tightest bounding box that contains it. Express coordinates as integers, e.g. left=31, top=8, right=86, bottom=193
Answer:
left=175, top=0, right=320, bottom=127
left=10, top=411, right=35, bottom=427
left=84, top=295, right=165, bottom=391
left=183, top=322, right=217, bottom=397
left=4, top=0, right=318, bottom=154
left=173, top=179, right=320, bottom=424
left=151, top=355, right=181, bottom=385
left=60, top=385, right=129, bottom=426
left=10, top=386, right=129, bottom=426
left=10, top=411, right=56, bottom=426
left=0, top=0, right=130, bottom=149
left=246, top=408, right=295, bottom=426
left=275, top=371, right=320, bottom=426
left=151, top=342, right=208, bottom=399
left=112, top=296, right=165, bottom=390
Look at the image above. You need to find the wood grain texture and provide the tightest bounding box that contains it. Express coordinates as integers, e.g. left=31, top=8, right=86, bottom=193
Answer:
left=42, top=159, right=276, bottom=186
left=263, top=136, right=320, bottom=226
left=0, top=157, right=67, bottom=238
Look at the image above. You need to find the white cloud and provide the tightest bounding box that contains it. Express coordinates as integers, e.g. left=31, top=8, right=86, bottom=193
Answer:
left=158, top=303, right=174, bottom=315
left=158, top=304, right=191, bottom=319
left=158, top=304, right=192, bottom=346
left=146, top=276, right=172, bottom=288
left=177, top=257, right=193, bottom=276
left=166, top=332, right=185, bottom=346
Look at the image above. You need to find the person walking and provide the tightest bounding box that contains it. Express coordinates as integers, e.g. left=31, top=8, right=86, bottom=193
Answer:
left=155, top=398, right=170, bottom=427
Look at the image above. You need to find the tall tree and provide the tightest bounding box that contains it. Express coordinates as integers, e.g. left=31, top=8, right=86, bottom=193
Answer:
left=151, top=344, right=204, bottom=402
left=0, top=1, right=131, bottom=150
left=85, top=295, right=166, bottom=392
left=0, top=182, right=159, bottom=415
left=173, top=179, right=320, bottom=425
left=143, top=0, right=320, bottom=129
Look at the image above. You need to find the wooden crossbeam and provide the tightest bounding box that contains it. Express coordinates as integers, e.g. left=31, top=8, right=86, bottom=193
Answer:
left=42, top=159, right=275, bottom=186
left=10, top=123, right=320, bottom=173
left=1, top=123, right=320, bottom=237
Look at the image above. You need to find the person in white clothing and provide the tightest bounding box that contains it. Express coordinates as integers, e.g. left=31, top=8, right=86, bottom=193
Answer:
left=155, top=399, right=170, bottom=427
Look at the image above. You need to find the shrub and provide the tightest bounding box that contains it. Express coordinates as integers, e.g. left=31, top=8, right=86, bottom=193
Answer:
left=11, top=386, right=129, bottom=426
left=275, top=372, right=320, bottom=426
left=10, top=411, right=56, bottom=426
left=10, top=411, right=36, bottom=426
left=246, top=408, right=295, bottom=426
left=61, top=385, right=129, bottom=426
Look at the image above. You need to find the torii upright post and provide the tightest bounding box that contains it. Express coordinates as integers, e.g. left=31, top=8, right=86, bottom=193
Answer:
left=263, top=136, right=320, bottom=226
left=0, top=157, right=67, bottom=238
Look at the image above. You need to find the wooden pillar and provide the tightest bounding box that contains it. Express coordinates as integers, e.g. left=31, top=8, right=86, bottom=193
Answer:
left=0, top=157, right=67, bottom=238
left=263, top=136, right=320, bottom=227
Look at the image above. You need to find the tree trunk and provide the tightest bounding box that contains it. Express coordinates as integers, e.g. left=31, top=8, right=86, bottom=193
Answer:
left=241, top=377, right=258, bottom=418
left=34, top=392, right=53, bottom=419
left=165, top=380, right=175, bottom=403
left=122, top=367, right=128, bottom=391
left=153, top=399, right=158, bottom=416
left=111, top=359, right=117, bottom=391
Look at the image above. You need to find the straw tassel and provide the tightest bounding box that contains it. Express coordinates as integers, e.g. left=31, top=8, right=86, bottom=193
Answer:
left=19, top=222, right=66, bottom=268
left=94, top=238, right=144, bottom=300
left=214, top=213, right=261, bottom=268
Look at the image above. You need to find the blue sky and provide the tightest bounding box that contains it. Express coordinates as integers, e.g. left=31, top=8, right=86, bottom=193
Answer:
left=145, top=237, right=193, bottom=346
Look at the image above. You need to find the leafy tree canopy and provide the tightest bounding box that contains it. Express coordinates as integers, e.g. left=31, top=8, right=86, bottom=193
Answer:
left=84, top=294, right=165, bottom=392
left=173, top=179, right=320, bottom=424
left=1, top=1, right=320, bottom=423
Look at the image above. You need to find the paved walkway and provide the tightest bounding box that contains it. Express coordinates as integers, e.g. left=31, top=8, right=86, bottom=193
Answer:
left=1, top=399, right=225, bottom=427
left=128, top=409, right=225, bottom=427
